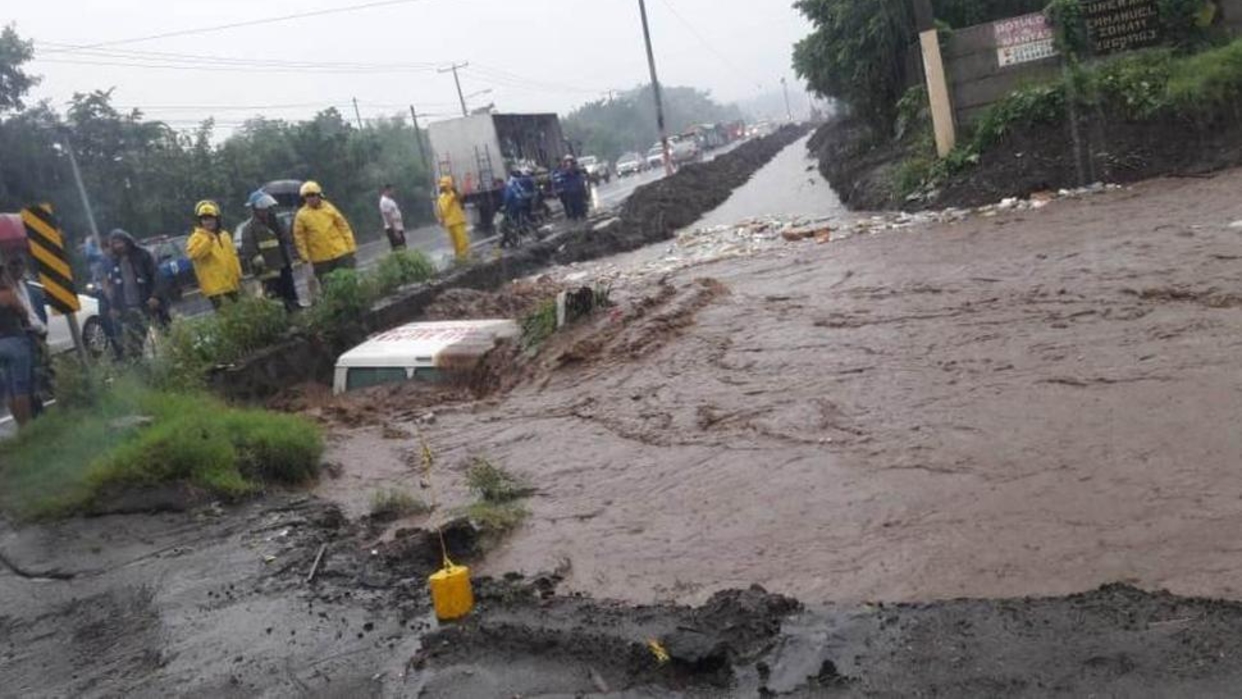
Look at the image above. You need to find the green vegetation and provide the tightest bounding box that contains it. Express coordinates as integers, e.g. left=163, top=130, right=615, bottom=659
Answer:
left=793, top=0, right=1048, bottom=127
left=0, top=25, right=435, bottom=246
left=152, top=295, right=292, bottom=390
left=462, top=457, right=533, bottom=535
left=304, top=248, right=435, bottom=344
left=519, top=285, right=614, bottom=351
left=370, top=489, right=431, bottom=520
left=466, top=457, right=534, bottom=503
left=148, top=248, right=434, bottom=388
left=0, top=377, right=322, bottom=519
left=896, top=39, right=1242, bottom=197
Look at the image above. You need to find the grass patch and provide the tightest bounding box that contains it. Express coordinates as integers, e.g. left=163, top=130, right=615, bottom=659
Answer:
left=301, top=249, right=436, bottom=345
left=466, top=457, right=534, bottom=503
left=463, top=501, right=529, bottom=534
left=0, top=376, right=322, bottom=520
left=370, top=488, right=430, bottom=520
left=460, top=457, right=533, bottom=536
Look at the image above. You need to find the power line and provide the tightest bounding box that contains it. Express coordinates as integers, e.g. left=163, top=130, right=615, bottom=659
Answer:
left=36, top=42, right=441, bottom=71
left=42, top=0, right=432, bottom=52
left=655, top=0, right=761, bottom=85
left=35, top=57, right=441, bottom=75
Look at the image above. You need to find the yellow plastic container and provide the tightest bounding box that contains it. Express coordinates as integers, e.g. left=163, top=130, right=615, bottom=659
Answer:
left=428, top=563, right=474, bottom=621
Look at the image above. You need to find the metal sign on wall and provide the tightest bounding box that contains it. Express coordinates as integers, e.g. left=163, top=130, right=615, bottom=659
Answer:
left=994, top=12, right=1059, bottom=67
left=1082, top=0, right=1162, bottom=55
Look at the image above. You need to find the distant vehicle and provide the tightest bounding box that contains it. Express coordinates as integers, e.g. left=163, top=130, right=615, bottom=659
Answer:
left=615, top=152, right=646, bottom=177
left=646, top=145, right=666, bottom=170
left=577, top=155, right=611, bottom=185
left=147, top=235, right=196, bottom=300
left=428, top=113, right=567, bottom=232
left=668, top=136, right=701, bottom=164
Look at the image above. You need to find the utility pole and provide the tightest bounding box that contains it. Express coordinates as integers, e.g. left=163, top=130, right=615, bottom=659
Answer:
left=59, top=130, right=101, bottom=250
left=637, top=0, right=673, bottom=177
left=352, top=97, right=365, bottom=129
left=781, top=78, right=792, bottom=122
left=439, top=62, right=470, bottom=117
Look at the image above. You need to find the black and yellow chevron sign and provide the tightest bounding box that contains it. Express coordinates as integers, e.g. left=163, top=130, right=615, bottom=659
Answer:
left=20, top=204, right=80, bottom=315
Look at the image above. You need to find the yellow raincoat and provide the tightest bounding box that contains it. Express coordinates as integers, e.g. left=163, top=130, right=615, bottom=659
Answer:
left=437, top=180, right=469, bottom=260
left=292, top=200, right=357, bottom=264
left=186, top=226, right=242, bottom=298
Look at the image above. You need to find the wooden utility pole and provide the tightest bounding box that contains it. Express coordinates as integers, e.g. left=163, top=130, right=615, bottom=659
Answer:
left=439, top=62, right=470, bottom=117
left=638, top=0, right=674, bottom=177
left=914, top=0, right=956, bottom=156
left=352, top=97, right=365, bottom=130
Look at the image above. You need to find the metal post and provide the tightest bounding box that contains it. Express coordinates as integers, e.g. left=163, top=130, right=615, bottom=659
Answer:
left=440, top=62, right=470, bottom=117
left=352, top=97, right=365, bottom=129
left=638, top=0, right=674, bottom=177
left=781, top=77, right=792, bottom=121
left=61, top=132, right=102, bottom=251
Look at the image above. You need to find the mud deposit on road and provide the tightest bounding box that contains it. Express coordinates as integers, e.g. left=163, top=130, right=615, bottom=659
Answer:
left=325, top=168, right=1242, bottom=613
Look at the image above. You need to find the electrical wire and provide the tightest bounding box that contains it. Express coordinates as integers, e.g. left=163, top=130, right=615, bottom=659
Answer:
left=36, top=42, right=441, bottom=71
left=41, top=0, right=433, bottom=52
left=655, top=0, right=764, bottom=85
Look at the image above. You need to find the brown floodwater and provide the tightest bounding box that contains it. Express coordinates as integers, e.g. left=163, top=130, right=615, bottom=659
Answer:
left=318, top=162, right=1242, bottom=607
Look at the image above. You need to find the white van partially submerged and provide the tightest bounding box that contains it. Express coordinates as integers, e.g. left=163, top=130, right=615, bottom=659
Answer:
left=333, top=319, right=519, bottom=395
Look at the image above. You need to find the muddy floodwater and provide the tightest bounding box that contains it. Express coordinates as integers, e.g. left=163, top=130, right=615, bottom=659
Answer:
left=323, top=166, right=1242, bottom=607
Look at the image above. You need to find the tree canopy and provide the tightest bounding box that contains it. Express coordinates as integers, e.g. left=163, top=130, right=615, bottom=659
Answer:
left=0, top=27, right=435, bottom=247
left=792, top=0, right=1047, bottom=128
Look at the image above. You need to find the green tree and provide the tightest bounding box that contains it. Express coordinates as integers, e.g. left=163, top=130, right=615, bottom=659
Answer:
left=0, top=23, right=37, bottom=113
left=792, top=0, right=1046, bottom=129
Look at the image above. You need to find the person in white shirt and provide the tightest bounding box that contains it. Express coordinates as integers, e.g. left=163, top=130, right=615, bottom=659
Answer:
left=379, top=184, right=407, bottom=251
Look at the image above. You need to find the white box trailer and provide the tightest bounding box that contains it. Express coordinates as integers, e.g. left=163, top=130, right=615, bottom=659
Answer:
left=333, top=319, right=519, bottom=394
left=427, top=113, right=567, bottom=198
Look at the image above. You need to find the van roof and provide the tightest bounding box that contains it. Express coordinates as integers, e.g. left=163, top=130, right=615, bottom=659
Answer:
left=336, top=319, right=519, bottom=369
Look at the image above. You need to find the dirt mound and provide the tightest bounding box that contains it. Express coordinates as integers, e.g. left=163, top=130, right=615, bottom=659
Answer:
left=812, top=108, right=1242, bottom=212
left=414, top=582, right=801, bottom=695
left=270, top=379, right=471, bottom=428
left=559, top=277, right=729, bottom=366
left=422, top=277, right=563, bottom=321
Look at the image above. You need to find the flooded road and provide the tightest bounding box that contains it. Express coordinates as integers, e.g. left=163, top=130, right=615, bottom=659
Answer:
left=319, top=159, right=1242, bottom=607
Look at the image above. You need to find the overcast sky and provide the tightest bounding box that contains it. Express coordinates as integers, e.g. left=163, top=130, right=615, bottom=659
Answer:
left=11, top=0, right=812, bottom=135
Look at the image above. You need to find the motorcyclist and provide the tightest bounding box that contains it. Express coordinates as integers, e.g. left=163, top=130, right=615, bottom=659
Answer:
left=187, top=200, right=243, bottom=310
left=238, top=191, right=300, bottom=312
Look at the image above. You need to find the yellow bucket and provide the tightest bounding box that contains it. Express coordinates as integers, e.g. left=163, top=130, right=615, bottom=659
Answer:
left=428, top=563, right=474, bottom=621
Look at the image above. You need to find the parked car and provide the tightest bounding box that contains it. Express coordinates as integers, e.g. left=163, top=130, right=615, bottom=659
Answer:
left=31, top=282, right=109, bottom=357
left=615, top=152, right=646, bottom=177
left=577, top=155, right=611, bottom=185
left=147, top=235, right=197, bottom=300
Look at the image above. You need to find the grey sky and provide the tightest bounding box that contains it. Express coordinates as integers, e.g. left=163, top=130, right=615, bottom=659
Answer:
left=12, top=0, right=812, bottom=135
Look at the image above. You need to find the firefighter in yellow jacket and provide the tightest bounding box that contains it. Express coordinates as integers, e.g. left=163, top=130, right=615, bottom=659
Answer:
left=292, top=181, right=357, bottom=280
left=186, top=200, right=243, bottom=310
left=436, top=176, right=470, bottom=262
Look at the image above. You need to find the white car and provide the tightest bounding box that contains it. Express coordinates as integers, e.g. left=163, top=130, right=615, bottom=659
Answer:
left=31, top=282, right=109, bottom=357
